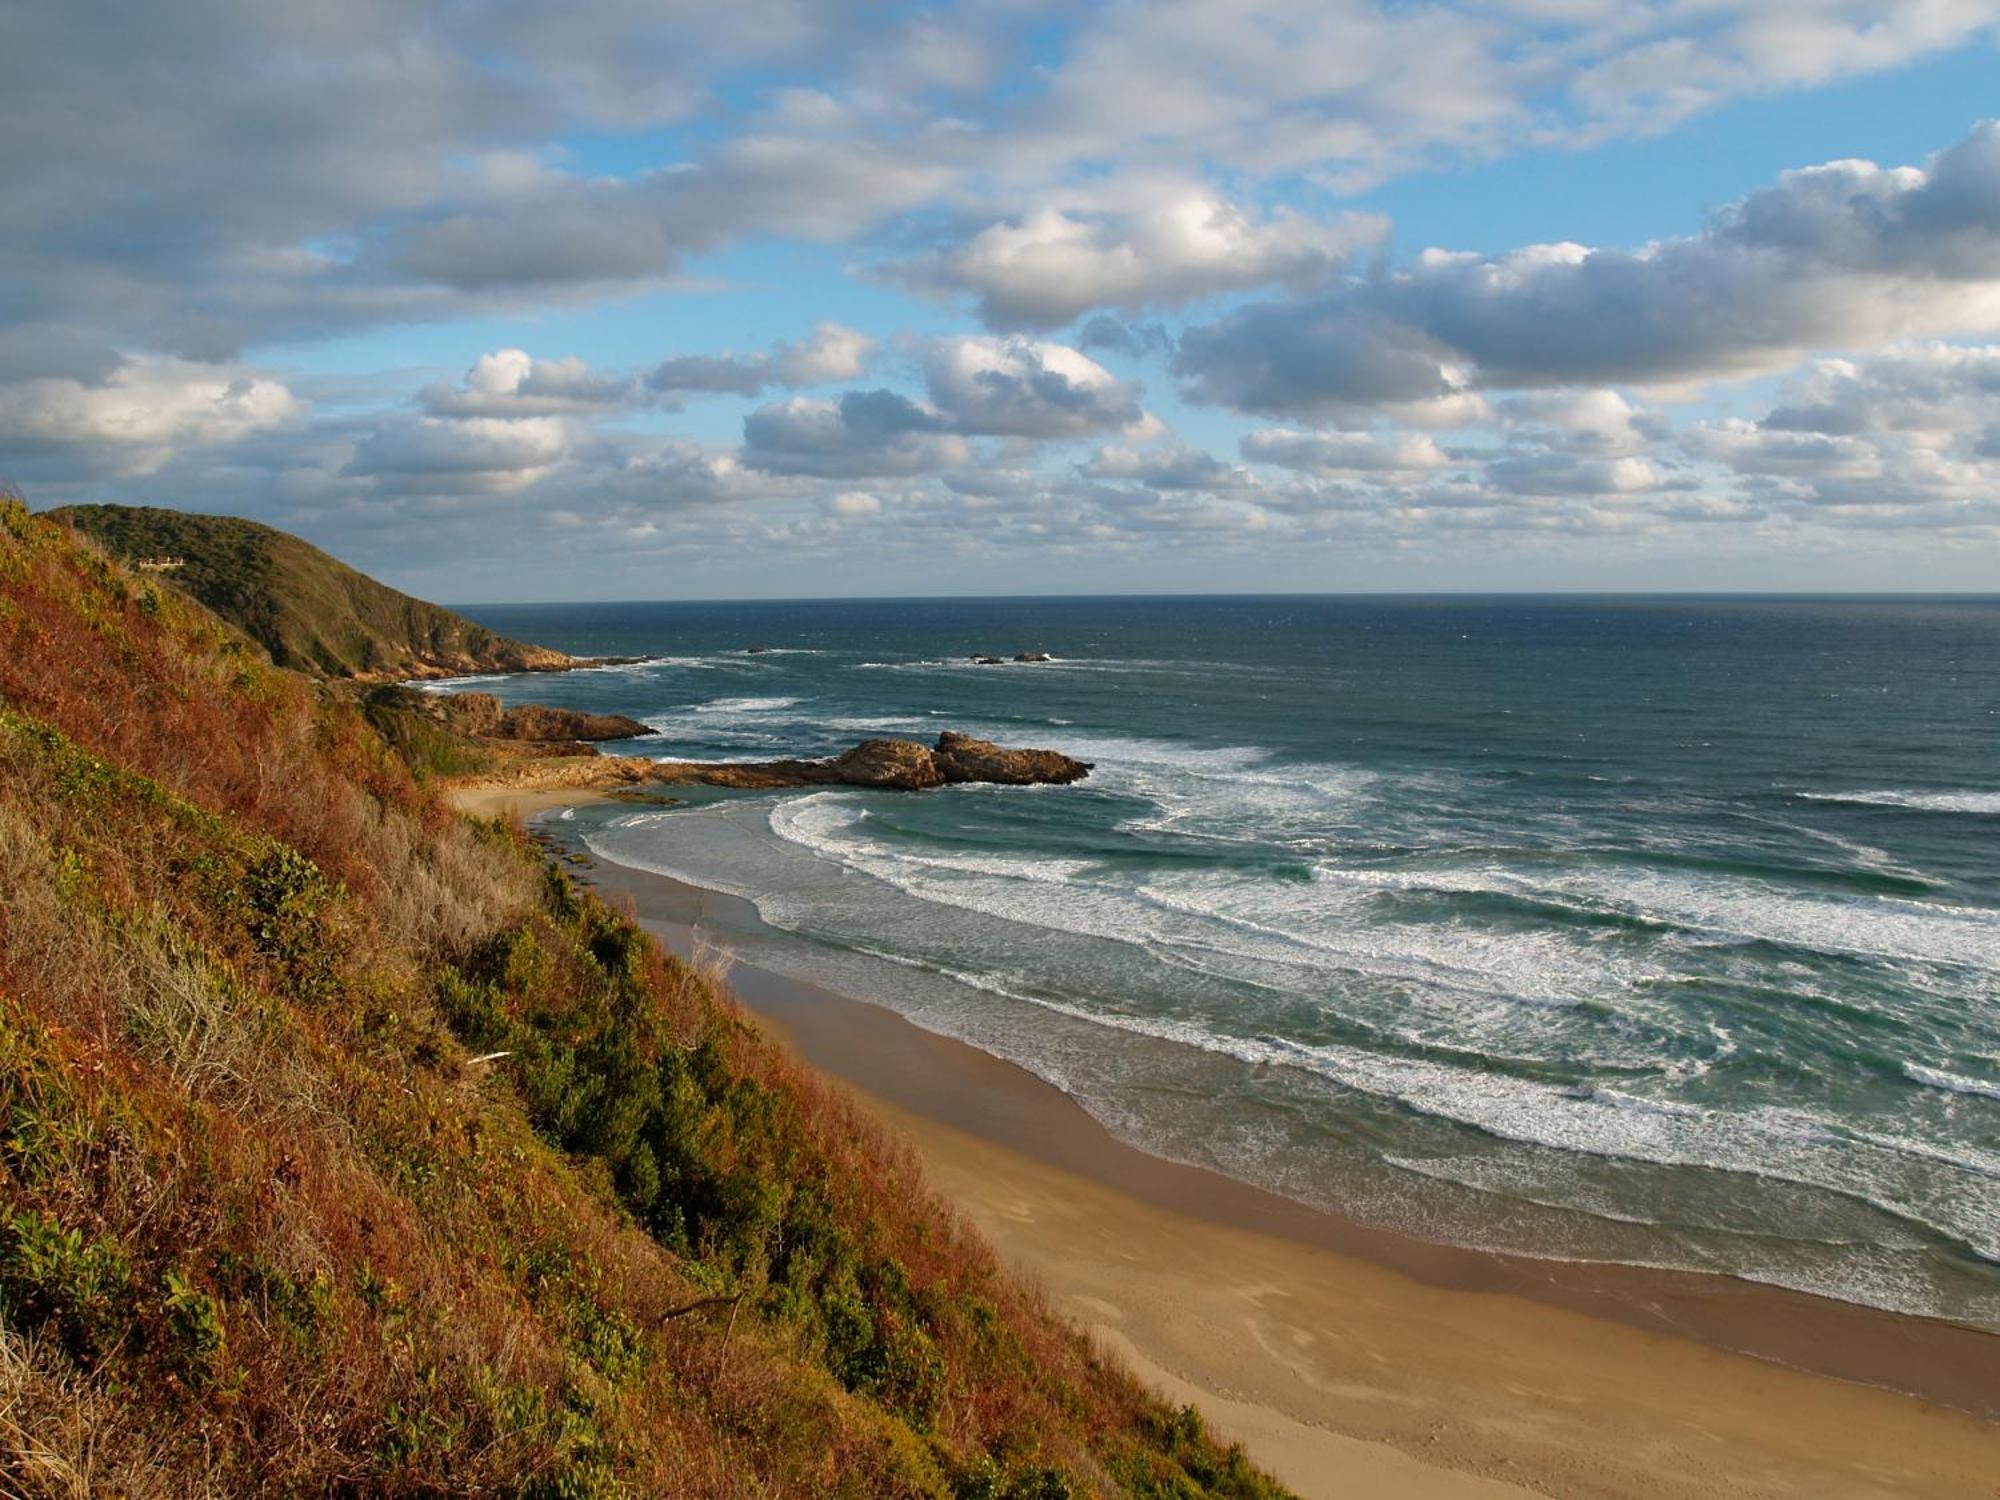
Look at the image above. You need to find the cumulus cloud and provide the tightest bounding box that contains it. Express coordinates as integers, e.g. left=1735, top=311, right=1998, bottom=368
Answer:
left=1485, top=453, right=1665, bottom=497
left=0, top=357, right=302, bottom=478
left=344, top=415, right=575, bottom=493
left=1175, top=123, right=2000, bottom=415
left=740, top=392, right=970, bottom=477
left=648, top=323, right=873, bottom=396
left=921, top=336, right=1145, bottom=437
left=894, top=195, right=1385, bottom=329
left=1084, top=442, right=1254, bottom=490
left=1029, top=2, right=1999, bottom=187
left=421, top=349, right=632, bottom=416
left=1758, top=344, right=2000, bottom=434
left=1497, top=390, right=1669, bottom=455
left=1677, top=343, right=2000, bottom=522
left=734, top=336, right=1144, bottom=481
left=13, top=1, right=2000, bottom=586
left=1240, top=428, right=1451, bottom=473
left=10, top=0, right=1997, bottom=384
left=827, top=490, right=883, bottom=517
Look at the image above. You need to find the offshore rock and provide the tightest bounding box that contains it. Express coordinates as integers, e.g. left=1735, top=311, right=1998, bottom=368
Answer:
left=931, top=730, right=1092, bottom=785
left=831, top=738, right=949, bottom=789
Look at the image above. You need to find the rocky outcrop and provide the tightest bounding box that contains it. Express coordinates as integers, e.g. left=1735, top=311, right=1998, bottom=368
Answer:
left=932, top=731, right=1091, bottom=785
left=831, top=738, right=949, bottom=789
left=1013, top=651, right=1052, bottom=663
left=451, top=730, right=1089, bottom=797
left=492, top=704, right=656, bottom=742
left=434, top=690, right=504, bottom=735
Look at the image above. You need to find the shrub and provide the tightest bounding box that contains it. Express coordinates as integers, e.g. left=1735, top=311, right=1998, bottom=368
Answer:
left=0, top=1210, right=135, bottom=1365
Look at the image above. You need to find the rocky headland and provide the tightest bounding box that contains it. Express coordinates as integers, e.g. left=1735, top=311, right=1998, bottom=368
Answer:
left=428, top=690, right=656, bottom=744
left=451, top=728, right=1092, bottom=796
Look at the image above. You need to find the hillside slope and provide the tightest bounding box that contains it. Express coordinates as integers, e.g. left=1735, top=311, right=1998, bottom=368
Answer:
left=0, top=499, right=1285, bottom=1497
left=46, top=503, right=572, bottom=680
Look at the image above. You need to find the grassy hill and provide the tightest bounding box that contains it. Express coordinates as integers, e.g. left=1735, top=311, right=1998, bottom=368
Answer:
left=0, top=498, right=1285, bottom=1497
left=45, top=503, right=572, bottom=680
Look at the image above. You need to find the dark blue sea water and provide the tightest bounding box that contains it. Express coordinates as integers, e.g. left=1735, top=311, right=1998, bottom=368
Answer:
left=443, top=595, right=2000, bottom=1325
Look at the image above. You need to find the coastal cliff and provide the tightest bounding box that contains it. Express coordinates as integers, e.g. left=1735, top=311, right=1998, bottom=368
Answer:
left=0, top=499, right=1278, bottom=1497
left=49, top=503, right=577, bottom=681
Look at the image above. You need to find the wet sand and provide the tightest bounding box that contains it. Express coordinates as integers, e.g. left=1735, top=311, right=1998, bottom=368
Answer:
left=515, top=798, right=2000, bottom=1497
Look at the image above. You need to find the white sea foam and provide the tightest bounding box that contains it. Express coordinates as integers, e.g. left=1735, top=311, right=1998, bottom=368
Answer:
left=1801, top=789, right=2000, bottom=815
left=587, top=793, right=2000, bottom=1319
left=1564, top=867, right=2000, bottom=972
left=691, top=695, right=802, bottom=714
left=645, top=654, right=736, bottom=670
left=826, top=715, right=932, bottom=732
left=566, top=654, right=678, bottom=674
left=1905, top=1063, right=2000, bottom=1102
left=767, top=794, right=1671, bottom=1026
left=851, top=654, right=1238, bottom=676
left=980, top=998, right=2000, bottom=1263
left=412, top=673, right=508, bottom=692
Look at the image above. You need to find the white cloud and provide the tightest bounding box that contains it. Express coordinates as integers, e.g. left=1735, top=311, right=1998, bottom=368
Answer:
left=895, top=194, right=1386, bottom=329
left=1498, top=389, right=1665, bottom=454
left=740, top=392, right=970, bottom=477
left=735, top=339, right=1143, bottom=477
left=345, top=414, right=573, bottom=492
left=421, top=349, right=632, bottom=416
left=648, top=322, right=873, bottom=396
left=1241, top=427, right=1452, bottom=472
left=921, top=336, right=1145, bottom=438
left=1759, top=344, right=2000, bottom=435
left=1084, top=441, right=1254, bottom=490
left=1175, top=124, right=2000, bottom=414
left=1029, top=2, right=1999, bottom=186
left=1677, top=343, right=2000, bottom=522
left=0, top=356, right=302, bottom=477
left=1486, top=453, right=1664, bottom=496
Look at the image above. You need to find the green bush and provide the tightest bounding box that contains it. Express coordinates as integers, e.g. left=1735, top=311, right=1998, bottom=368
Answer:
left=162, top=1266, right=228, bottom=1378
left=0, top=1209, right=136, bottom=1364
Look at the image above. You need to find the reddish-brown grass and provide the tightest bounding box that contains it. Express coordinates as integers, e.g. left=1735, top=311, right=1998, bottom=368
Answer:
left=0, top=500, right=1289, bottom=1498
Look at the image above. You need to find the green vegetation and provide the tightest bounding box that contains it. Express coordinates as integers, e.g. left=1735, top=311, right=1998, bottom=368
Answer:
left=47, top=502, right=569, bottom=679
left=0, top=498, right=1290, bottom=1496
left=362, top=685, right=500, bottom=781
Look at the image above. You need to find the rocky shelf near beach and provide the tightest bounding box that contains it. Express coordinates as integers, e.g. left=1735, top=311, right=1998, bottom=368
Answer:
left=431, top=692, right=657, bottom=744
left=459, top=730, right=1093, bottom=796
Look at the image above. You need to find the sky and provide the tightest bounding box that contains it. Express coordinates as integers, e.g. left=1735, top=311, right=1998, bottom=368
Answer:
left=5, top=3, right=2000, bottom=601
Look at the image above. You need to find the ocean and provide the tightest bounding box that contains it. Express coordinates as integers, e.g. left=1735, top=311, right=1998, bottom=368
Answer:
left=440, top=594, right=2000, bottom=1328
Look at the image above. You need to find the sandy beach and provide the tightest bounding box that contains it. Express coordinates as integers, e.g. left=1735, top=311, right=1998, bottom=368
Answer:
left=457, top=787, right=2000, bottom=1498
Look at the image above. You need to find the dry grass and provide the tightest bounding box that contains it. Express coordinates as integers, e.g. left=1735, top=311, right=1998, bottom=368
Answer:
left=0, top=500, right=1288, bottom=1498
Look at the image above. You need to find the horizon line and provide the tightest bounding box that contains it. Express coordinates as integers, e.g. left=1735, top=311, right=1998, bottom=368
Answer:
left=448, top=587, right=2000, bottom=610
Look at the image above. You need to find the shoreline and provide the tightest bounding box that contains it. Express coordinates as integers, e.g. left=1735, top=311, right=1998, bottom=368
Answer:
left=456, top=786, right=2000, bottom=1496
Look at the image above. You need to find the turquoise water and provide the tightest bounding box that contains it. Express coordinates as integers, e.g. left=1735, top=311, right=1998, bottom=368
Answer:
left=444, top=595, right=2000, bottom=1325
